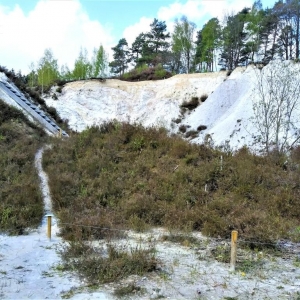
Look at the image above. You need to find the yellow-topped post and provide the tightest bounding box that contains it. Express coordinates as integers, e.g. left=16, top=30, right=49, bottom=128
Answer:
left=230, top=230, right=238, bottom=271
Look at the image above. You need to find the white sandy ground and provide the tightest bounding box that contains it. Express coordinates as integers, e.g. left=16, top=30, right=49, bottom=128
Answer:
left=42, top=66, right=260, bottom=151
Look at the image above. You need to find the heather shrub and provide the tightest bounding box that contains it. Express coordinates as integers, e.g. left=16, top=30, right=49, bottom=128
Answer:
left=0, top=100, right=46, bottom=234
left=197, top=125, right=207, bottom=131
left=181, top=97, right=199, bottom=110
left=43, top=122, right=300, bottom=243
left=120, top=65, right=173, bottom=82
left=200, top=94, right=208, bottom=102
left=59, top=241, right=158, bottom=284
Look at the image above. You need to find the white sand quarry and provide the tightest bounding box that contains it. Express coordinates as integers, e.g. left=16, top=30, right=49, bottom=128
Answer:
left=1, top=63, right=300, bottom=299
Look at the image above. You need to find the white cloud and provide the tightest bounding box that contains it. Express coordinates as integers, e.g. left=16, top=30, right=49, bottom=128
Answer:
left=122, top=16, right=153, bottom=47
left=0, top=0, right=114, bottom=74
left=157, top=0, right=253, bottom=25
left=121, top=0, right=253, bottom=48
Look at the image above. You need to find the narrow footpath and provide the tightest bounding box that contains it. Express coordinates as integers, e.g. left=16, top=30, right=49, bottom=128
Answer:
left=0, top=146, right=109, bottom=299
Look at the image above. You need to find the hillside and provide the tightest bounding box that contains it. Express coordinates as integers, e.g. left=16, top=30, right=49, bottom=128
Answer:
left=44, top=71, right=227, bottom=132
left=44, top=62, right=300, bottom=153
left=1, top=64, right=300, bottom=299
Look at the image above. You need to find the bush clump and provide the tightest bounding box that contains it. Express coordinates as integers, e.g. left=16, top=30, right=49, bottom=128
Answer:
left=120, top=64, right=173, bottom=82
left=185, top=130, right=198, bottom=139
left=181, top=97, right=199, bottom=110
left=60, top=242, right=158, bottom=284
left=197, top=125, right=207, bottom=131
left=179, top=124, right=187, bottom=133
left=200, top=94, right=208, bottom=102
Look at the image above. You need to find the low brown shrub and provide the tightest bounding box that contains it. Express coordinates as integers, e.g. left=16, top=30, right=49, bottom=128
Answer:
left=0, top=99, right=46, bottom=234
left=43, top=122, right=300, bottom=244
left=180, top=97, right=199, bottom=110
left=200, top=94, right=208, bottom=102
left=60, top=242, right=158, bottom=284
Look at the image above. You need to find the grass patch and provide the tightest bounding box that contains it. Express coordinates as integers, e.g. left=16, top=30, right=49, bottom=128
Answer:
left=161, top=234, right=200, bottom=247
left=60, top=241, right=158, bottom=284
left=114, top=283, right=146, bottom=298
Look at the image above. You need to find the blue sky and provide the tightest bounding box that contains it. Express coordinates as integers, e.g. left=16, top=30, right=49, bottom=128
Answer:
left=0, top=0, right=276, bottom=74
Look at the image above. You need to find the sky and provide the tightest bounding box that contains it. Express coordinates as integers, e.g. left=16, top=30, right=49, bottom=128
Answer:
left=0, top=0, right=276, bottom=74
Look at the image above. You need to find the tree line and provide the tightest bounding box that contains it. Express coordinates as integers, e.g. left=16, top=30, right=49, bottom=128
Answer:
left=28, top=45, right=107, bottom=92
left=110, top=0, right=300, bottom=75
left=23, top=0, right=300, bottom=90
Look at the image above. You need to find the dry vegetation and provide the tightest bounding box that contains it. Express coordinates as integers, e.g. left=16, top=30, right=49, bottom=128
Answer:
left=2, top=100, right=300, bottom=288
left=120, top=64, right=173, bottom=81
left=43, top=122, right=300, bottom=245
left=0, top=99, right=46, bottom=234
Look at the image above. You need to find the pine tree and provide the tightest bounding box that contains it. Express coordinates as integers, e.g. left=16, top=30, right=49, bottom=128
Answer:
left=109, top=38, right=131, bottom=76
left=220, top=8, right=250, bottom=70
left=131, top=33, right=146, bottom=65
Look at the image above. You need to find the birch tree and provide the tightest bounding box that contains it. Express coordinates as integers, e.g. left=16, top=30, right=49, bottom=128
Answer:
left=72, top=48, right=92, bottom=80
left=252, top=61, right=300, bottom=153
left=172, top=16, right=196, bottom=73
left=37, top=48, right=59, bottom=93
left=91, top=45, right=107, bottom=78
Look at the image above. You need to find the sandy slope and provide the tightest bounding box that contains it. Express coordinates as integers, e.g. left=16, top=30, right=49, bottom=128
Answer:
left=44, top=63, right=300, bottom=152
left=44, top=71, right=227, bottom=133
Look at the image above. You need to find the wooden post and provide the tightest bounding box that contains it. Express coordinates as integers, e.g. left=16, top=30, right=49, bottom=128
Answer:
left=47, top=215, right=52, bottom=240
left=230, top=230, right=238, bottom=271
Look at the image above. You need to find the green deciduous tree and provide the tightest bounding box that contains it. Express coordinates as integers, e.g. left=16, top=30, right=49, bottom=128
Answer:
left=245, top=0, right=265, bottom=63
left=172, top=16, right=196, bottom=73
left=196, top=18, right=221, bottom=72
left=27, top=62, right=37, bottom=88
left=60, top=64, right=72, bottom=81
left=72, top=48, right=92, bottom=80
left=37, top=48, right=59, bottom=93
left=91, top=45, right=107, bottom=78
